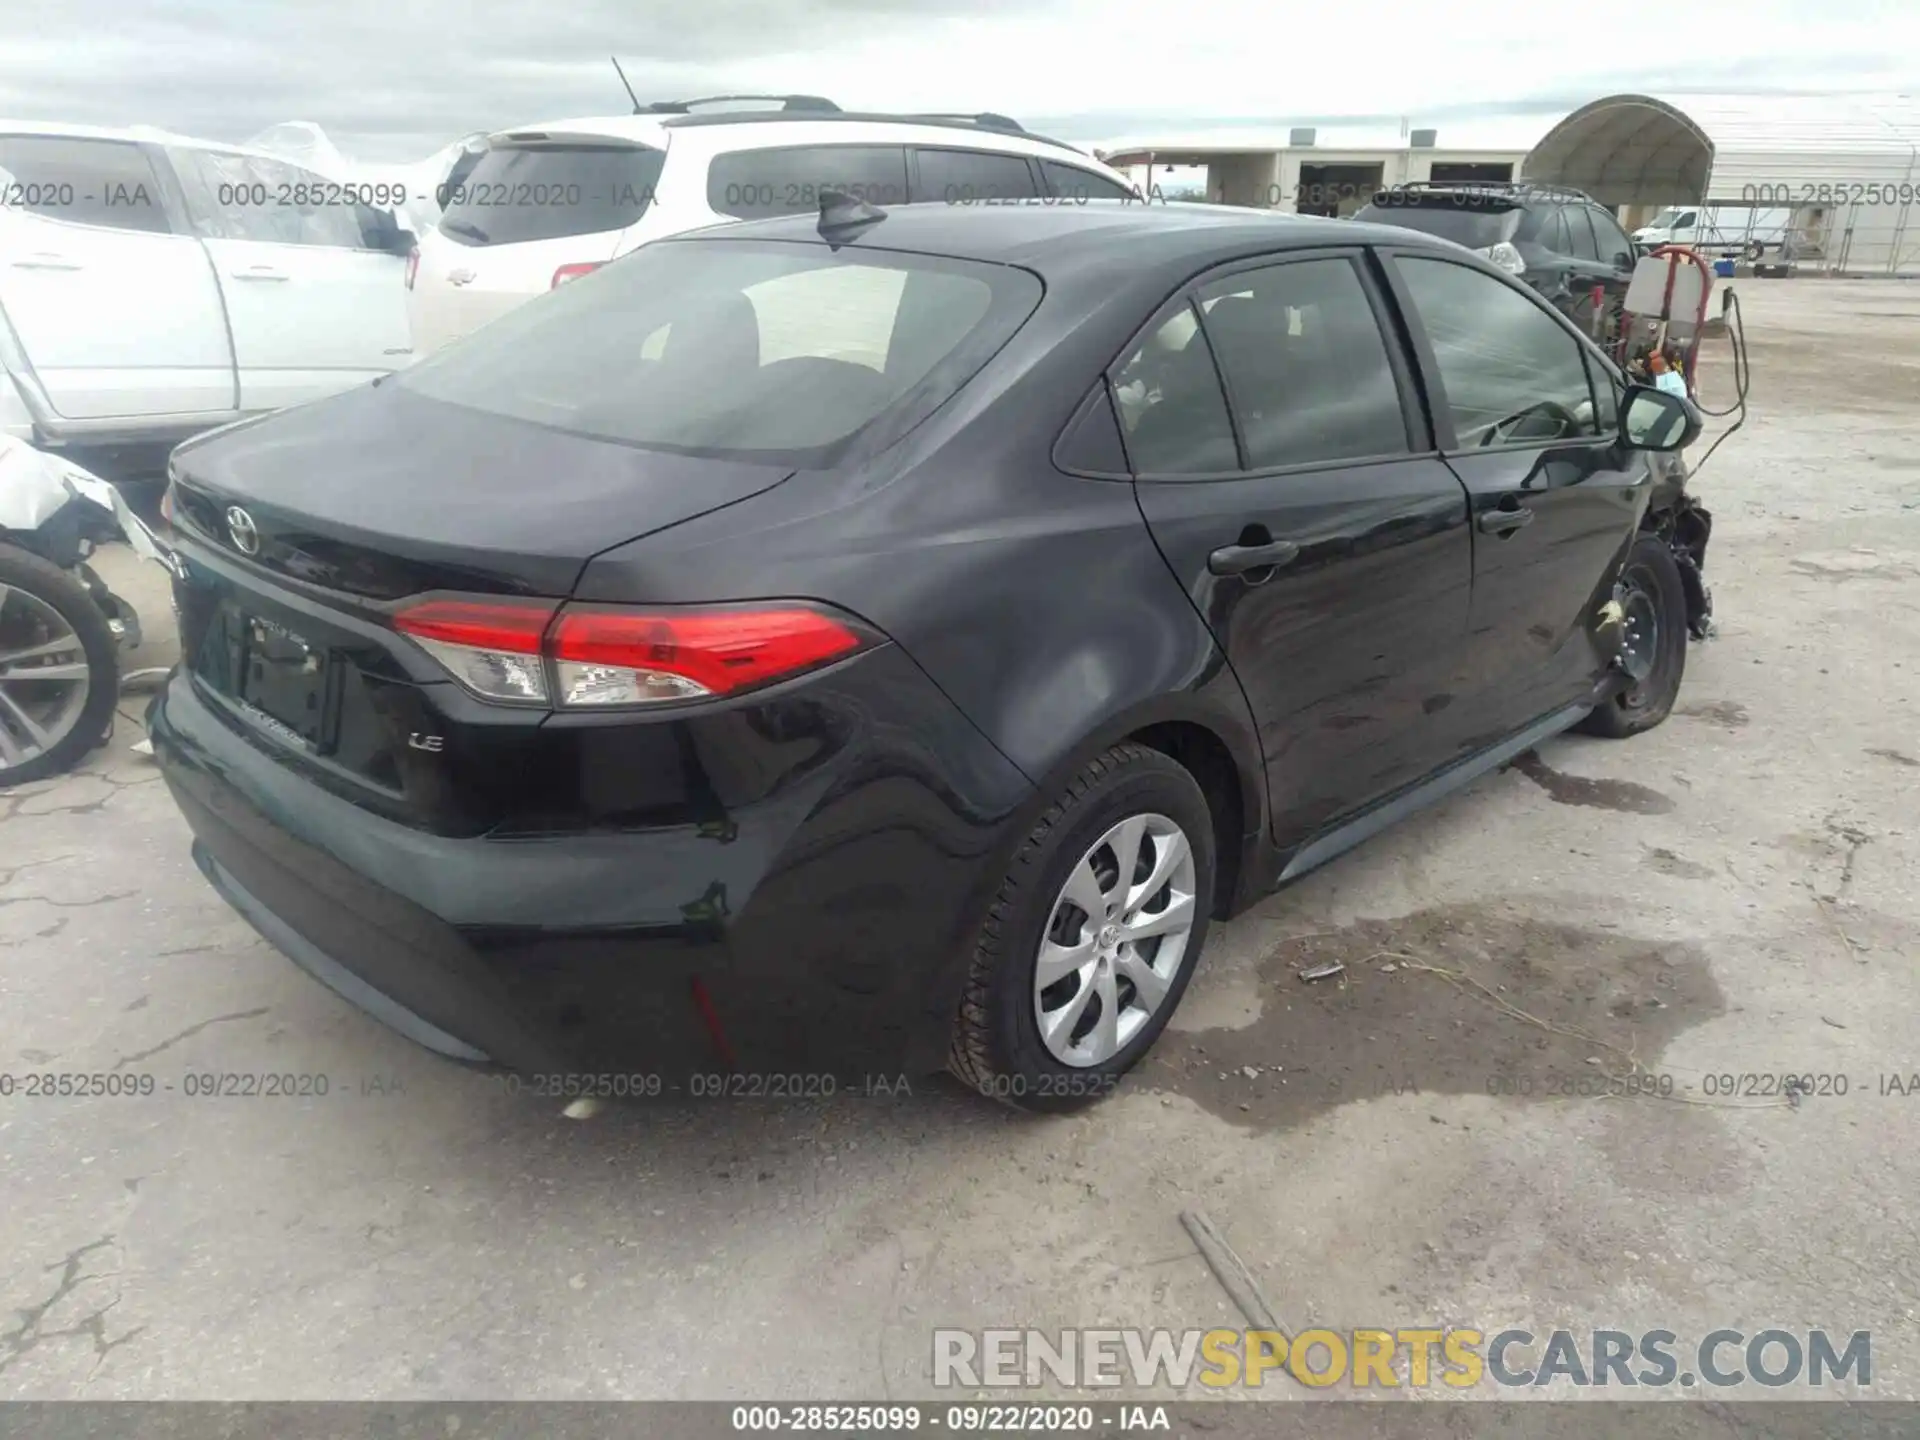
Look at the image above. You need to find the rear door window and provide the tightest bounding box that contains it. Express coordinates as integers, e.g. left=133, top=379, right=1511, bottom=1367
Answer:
left=1589, top=207, right=1634, bottom=265
left=436, top=140, right=663, bottom=245
left=1111, top=307, right=1240, bottom=476
left=396, top=239, right=1038, bottom=462
left=0, top=135, right=171, bottom=234
left=911, top=148, right=1040, bottom=205
left=1562, top=205, right=1601, bottom=261
left=1196, top=256, right=1410, bottom=469
left=708, top=146, right=910, bottom=219
left=172, top=149, right=378, bottom=248
left=1040, top=160, right=1137, bottom=203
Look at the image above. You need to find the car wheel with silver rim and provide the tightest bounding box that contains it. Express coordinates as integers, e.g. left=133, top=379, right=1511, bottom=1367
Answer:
left=0, top=543, right=120, bottom=786
left=950, top=742, right=1216, bottom=1111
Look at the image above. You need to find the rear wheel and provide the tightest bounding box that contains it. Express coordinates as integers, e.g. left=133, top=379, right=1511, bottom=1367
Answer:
left=1579, top=534, right=1688, bottom=739
left=949, top=743, right=1215, bottom=1112
left=0, top=544, right=119, bottom=786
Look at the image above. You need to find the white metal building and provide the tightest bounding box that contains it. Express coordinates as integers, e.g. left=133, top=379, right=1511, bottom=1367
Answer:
left=1098, top=119, right=1548, bottom=217
left=1522, top=92, right=1920, bottom=275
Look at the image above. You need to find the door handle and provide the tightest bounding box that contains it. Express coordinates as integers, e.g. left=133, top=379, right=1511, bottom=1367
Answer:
left=12, top=254, right=82, bottom=271
left=1208, top=538, right=1300, bottom=576
left=230, top=266, right=289, bottom=281
left=1477, top=504, right=1535, bottom=535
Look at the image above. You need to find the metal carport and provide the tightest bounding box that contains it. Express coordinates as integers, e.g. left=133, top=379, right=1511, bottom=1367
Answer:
left=1521, top=92, right=1920, bottom=275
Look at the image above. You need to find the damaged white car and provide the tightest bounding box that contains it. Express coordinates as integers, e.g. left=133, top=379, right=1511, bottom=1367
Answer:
left=0, top=435, right=165, bottom=783
left=0, top=122, right=417, bottom=476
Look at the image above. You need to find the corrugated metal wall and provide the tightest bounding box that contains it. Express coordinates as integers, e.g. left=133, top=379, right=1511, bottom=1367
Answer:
left=1684, top=95, right=1920, bottom=275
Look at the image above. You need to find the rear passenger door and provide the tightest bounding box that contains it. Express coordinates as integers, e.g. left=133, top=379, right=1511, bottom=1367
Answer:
left=0, top=134, right=234, bottom=420
left=1121, top=250, right=1475, bottom=847
left=170, top=148, right=414, bottom=412
left=1381, top=249, right=1648, bottom=740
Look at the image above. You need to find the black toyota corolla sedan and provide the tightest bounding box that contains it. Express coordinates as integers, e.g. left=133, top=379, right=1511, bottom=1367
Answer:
left=151, top=196, right=1703, bottom=1111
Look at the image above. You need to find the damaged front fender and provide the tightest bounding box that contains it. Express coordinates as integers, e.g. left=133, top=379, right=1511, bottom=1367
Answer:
left=1644, top=454, right=1714, bottom=641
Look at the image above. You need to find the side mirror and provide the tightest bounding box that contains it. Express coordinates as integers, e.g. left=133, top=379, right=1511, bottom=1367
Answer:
left=1619, top=384, right=1702, bottom=452
left=1612, top=251, right=1633, bottom=270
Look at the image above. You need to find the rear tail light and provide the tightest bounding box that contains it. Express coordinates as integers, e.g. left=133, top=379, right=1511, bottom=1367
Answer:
left=1477, top=241, right=1527, bottom=276
left=393, top=599, right=554, bottom=704
left=391, top=597, right=874, bottom=708
left=405, top=245, right=420, bottom=291
left=551, top=262, right=604, bottom=289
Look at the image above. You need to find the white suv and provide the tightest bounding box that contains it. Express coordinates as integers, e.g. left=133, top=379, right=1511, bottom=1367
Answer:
left=407, top=96, right=1139, bottom=355
left=0, top=121, right=418, bottom=470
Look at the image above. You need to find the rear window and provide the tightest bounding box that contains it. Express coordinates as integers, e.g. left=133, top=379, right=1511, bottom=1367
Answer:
left=396, top=239, right=1041, bottom=464
left=1353, top=197, right=1518, bottom=250
left=436, top=140, right=663, bottom=245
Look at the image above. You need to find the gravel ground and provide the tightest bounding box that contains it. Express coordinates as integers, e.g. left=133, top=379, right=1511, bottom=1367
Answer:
left=1, top=277, right=1917, bottom=1412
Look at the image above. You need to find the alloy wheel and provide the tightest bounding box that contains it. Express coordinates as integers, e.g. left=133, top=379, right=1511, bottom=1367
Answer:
left=1033, top=813, right=1198, bottom=1067
left=0, top=583, right=94, bottom=771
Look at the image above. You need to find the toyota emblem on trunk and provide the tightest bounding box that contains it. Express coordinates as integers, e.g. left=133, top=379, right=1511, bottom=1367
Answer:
left=225, top=505, right=260, bottom=555
left=447, top=268, right=475, bottom=286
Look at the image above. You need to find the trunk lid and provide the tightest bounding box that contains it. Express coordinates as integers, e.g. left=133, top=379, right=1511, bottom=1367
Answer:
left=170, top=382, right=794, bottom=601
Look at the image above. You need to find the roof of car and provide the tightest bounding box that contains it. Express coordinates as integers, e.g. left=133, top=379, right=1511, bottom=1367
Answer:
left=482, top=112, right=1109, bottom=164
left=674, top=199, right=1455, bottom=277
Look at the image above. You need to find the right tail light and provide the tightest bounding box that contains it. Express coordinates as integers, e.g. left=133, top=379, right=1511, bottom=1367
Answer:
left=392, top=597, right=877, bottom=709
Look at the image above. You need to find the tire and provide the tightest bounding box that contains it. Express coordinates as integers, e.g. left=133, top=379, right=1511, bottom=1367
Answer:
left=0, top=543, right=119, bottom=786
left=1578, top=534, right=1688, bottom=739
left=949, top=743, right=1215, bottom=1113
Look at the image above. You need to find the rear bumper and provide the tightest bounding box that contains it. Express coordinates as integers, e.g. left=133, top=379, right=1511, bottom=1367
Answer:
left=151, top=644, right=1035, bottom=1084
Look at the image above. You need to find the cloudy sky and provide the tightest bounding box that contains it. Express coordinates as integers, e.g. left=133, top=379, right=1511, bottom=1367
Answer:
left=5, top=0, right=1918, bottom=161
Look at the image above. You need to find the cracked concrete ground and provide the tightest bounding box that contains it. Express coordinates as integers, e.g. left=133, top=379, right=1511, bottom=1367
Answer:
left=1, top=279, right=1917, bottom=1409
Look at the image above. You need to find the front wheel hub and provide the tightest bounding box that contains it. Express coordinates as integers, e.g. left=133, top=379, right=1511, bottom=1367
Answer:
left=1618, top=574, right=1660, bottom=686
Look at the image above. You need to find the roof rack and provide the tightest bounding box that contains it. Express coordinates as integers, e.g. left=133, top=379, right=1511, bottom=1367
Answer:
left=657, top=108, right=1085, bottom=155
left=644, top=94, right=842, bottom=115
left=896, top=111, right=1026, bottom=134
left=1387, top=179, right=1597, bottom=204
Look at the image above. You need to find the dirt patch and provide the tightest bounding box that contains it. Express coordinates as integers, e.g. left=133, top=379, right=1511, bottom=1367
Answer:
left=1677, top=699, right=1750, bottom=729
left=1644, top=846, right=1718, bottom=881
left=1790, top=551, right=1920, bottom=582
left=1866, top=747, right=1920, bottom=768
left=1148, top=901, right=1723, bottom=1132
left=1511, top=751, right=1676, bottom=814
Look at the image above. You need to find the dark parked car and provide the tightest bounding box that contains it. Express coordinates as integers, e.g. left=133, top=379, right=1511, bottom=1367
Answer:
left=151, top=197, right=1703, bottom=1111
left=1352, top=182, right=1640, bottom=348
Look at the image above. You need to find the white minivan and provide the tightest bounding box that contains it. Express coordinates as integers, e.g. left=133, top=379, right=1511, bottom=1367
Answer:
left=407, top=97, right=1141, bottom=356
left=1631, top=204, right=1795, bottom=255
left=0, top=122, right=417, bottom=466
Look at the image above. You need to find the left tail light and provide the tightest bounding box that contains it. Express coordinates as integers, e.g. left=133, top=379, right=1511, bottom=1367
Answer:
left=551, top=262, right=604, bottom=289
left=404, top=245, right=421, bottom=291
left=391, top=598, right=877, bottom=709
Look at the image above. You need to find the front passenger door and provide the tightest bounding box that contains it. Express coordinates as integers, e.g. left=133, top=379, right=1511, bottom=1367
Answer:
left=1382, top=251, right=1649, bottom=747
